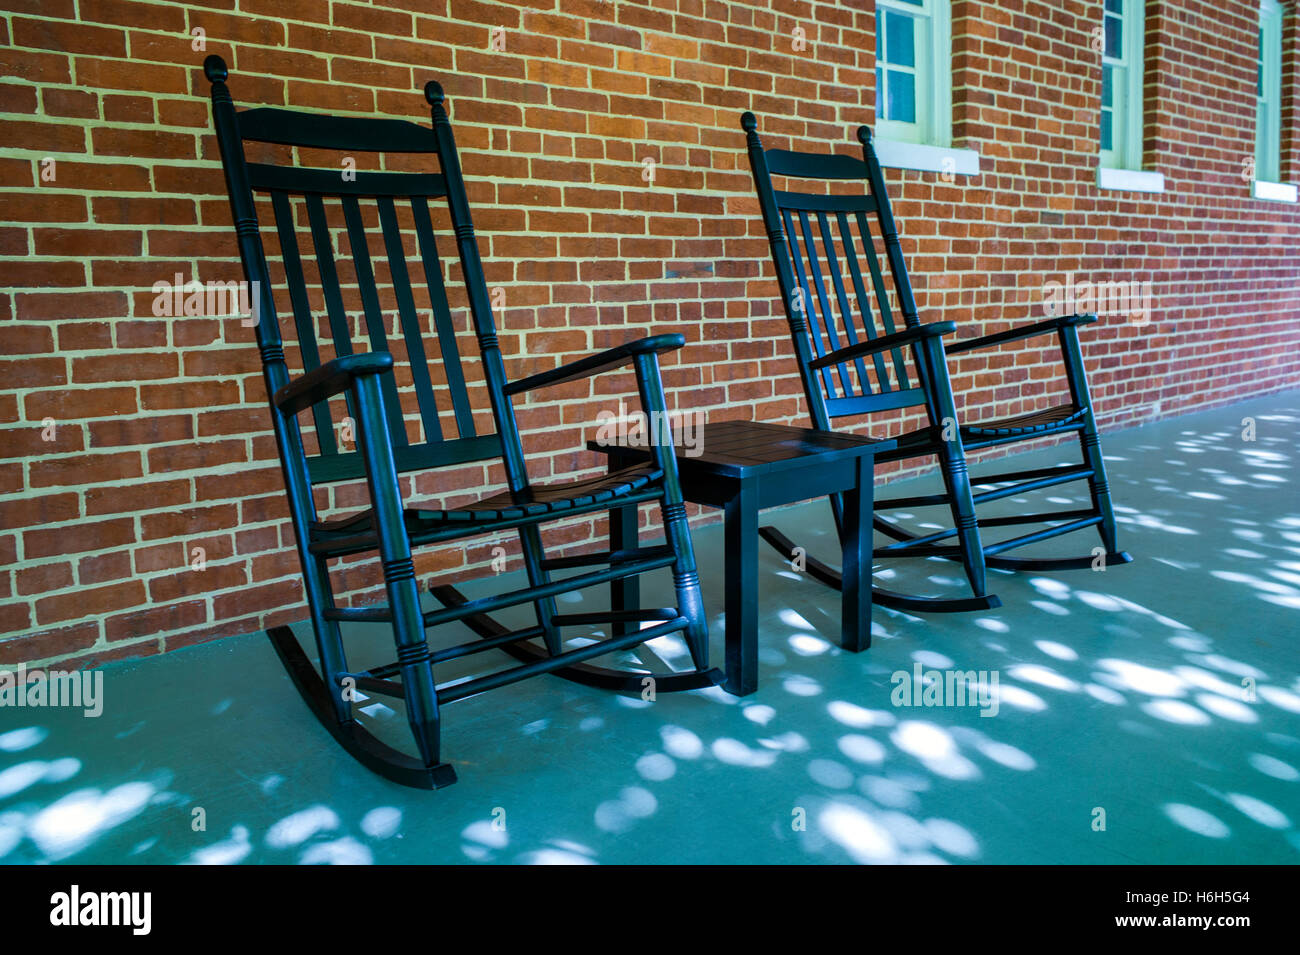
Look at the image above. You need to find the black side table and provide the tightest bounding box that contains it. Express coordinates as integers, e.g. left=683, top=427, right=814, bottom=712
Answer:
left=592, top=419, right=896, bottom=696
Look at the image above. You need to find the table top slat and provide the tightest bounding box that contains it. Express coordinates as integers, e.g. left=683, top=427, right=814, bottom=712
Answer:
left=589, top=419, right=895, bottom=479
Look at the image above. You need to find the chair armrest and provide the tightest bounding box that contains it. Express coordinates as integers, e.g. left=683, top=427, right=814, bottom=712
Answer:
left=502, top=334, right=687, bottom=396
left=808, top=321, right=955, bottom=371
left=945, top=313, right=1097, bottom=355
left=273, top=352, right=395, bottom=416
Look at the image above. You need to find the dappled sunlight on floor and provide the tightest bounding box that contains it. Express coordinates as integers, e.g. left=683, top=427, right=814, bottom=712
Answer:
left=1, top=393, right=1297, bottom=864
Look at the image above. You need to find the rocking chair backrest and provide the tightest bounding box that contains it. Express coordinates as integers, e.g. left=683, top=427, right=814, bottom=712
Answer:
left=207, top=63, right=528, bottom=489
left=743, top=115, right=929, bottom=429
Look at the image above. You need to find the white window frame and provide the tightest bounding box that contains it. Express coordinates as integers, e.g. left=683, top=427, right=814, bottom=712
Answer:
left=1253, top=0, right=1296, bottom=200
left=1099, top=0, right=1146, bottom=172
left=875, top=0, right=948, bottom=146
left=874, top=0, right=980, bottom=176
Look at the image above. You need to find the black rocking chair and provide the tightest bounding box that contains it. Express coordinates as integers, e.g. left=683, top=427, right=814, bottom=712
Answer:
left=742, top=113, right=1131, bottom=614
left=203, top=56, right=716, bottom=789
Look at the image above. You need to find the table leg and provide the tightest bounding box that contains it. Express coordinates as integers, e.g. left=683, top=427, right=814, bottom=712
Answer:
left=610, top=500, right=639, bottom=637
left=840, top=455, right=873, bottom=652
left=723, top=482, right=758, bottom=695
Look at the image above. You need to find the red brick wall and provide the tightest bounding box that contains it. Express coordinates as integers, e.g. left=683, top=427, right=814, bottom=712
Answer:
left=1, top=0, right=1297, bottom=669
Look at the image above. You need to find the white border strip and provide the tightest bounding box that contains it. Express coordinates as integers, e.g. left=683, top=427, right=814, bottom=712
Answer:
left=1097, top=167, right=1165, bottom=193
left=875, top=140, right=980, bottom=176
left=1253, top=179, right=1298, bottom=203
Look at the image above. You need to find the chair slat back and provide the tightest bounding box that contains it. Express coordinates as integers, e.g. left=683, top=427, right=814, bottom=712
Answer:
left=743, top=115, right=929, bottom=427
left=209, top=79, right=513, bottom=487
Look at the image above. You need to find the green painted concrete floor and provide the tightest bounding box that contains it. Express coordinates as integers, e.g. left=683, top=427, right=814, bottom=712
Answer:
left=2, top=392, right=1298, bottom=865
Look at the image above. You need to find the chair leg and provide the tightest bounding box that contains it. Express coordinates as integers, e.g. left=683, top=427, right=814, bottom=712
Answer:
left=383, top=557, right=443, bottom=768
left=934, top=440, right=989, bottom=599
left=517, top=524, right=563, bottom=655
left=1080, top=419, right=1121, bottom=554
left=306, top=555, right=352, bottom=725
left=1058, top=322, right=1127, bottom=562
left=920, top=337, right=991, bottom=601
left=631, top=351, right=708, bottom=669
left=609, top=500, right=641, bottom=638
left=352, top=374, right=444, bottom=771
left=661, top=496, right=709, bottom=670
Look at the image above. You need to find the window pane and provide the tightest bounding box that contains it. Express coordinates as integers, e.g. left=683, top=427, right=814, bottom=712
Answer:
left=885, top=11, right=916, bottom=67
left=887, top=69, right=916, bottom=123
left=1104, top=14, right=1122, bottom=59
left=895, top=0, right=925, bottom=5
left=1102, top=65, right=1113, bottom=108
left=1100, top=110, right=1112, bottom=151
left=876, top=15, right=883, bottom=60
left=876, top=67, right=884, bottom=118
left=1105, top=0, right=1122, bottom=13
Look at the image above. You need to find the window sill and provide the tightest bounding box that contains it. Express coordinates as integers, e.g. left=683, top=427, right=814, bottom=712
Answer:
left=1253, top=179, right=1298, bottom=202
left=875, top=140, right=980, bottom=176
left=1097, top=167, right=1165, bottom=193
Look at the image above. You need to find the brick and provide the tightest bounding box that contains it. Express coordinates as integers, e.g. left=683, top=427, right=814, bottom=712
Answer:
left=12, top=17, right=128, bottom=57
left=211, top=577, right=303, bottom=621
left=42, top=89, right=99, bottom=119
left=0, top=493, right=80, bottom=531
left=15, top=291, right=129, bottom=321
left=89, top=126, right=196, bottom=159
left=140, top=379, right=241, bottom=411
left=25, top=518, right=136, bottom=562
left=85, top=479, right=192, bottom=517
left=78, top=551, right=133, bottom=585
left=79, top=0, right=186, bottom=31
left=0, top=323, right=55, bottom=354
left=148, top=561, right=247, bottom=603
left=0, top=357, right=67, bottom=389
left=0, top=423, right=83, bottom=456
left=34, top=227, right=144, bottom=257
left=104, top=600, right=207, bottom=643
left=0, top=119, right=85, bottom=153
left=29, top=451, right=143, bottom=488
left=59, top=322, right=114, bottom=351
left=24, top=386, right=138, bottom=421
left=0, top=193, right=87, bottom=224
left=0, top=622, right=100, bottom=666
left=88, top=414, right=194, bottom=447
left=139, top=503, right=239, bottom=541
left=0, top=49, right=72, bottom=85
left=35, top=580, right=145, bottom=626
left=71, top=353, right=178, bottom=383
left=0, top=84, right=38, bottom=114
left=15, top=562, right=75, bottom=598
